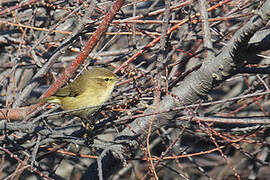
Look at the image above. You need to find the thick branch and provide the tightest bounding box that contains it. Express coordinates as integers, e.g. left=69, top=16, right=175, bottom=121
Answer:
left=82, top=1, right=270, bottom=179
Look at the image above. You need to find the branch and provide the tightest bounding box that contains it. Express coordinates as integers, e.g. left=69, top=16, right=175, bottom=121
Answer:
left=0, top=0, right=124, bottom=120
left=83, top=0, right=270, bottom=179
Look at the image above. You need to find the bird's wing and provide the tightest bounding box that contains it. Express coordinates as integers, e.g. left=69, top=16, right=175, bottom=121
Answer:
left=54, top=85, right=72, bottom=97
left=54, top=72, right=91, bottom=97
left=54, top=80, right=87, bottom=97
left=54, top=84, right=82, bottom=97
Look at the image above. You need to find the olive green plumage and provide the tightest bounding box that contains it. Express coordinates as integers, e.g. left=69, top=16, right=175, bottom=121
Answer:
left=44, top=67, right=118, bottom=118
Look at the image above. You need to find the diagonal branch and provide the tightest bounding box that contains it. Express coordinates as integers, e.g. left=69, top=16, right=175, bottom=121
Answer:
left=82, top=0, right=270, bottom=179
left=0, top=0, right=125, bottom=120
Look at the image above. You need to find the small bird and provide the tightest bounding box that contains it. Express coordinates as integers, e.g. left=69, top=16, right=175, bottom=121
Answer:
left=43, top=67, right=118, bottom=119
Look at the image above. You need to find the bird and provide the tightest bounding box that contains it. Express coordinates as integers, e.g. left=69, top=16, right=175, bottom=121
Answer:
left=43, top=67, right=118, bottom=119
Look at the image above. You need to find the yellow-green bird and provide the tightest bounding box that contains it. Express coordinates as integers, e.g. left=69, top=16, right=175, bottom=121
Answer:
left=44, top=67, right=118, bottom=119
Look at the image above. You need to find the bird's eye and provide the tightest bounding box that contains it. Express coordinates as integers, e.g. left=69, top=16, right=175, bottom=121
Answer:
left=104, top=78, right=110, bottom=81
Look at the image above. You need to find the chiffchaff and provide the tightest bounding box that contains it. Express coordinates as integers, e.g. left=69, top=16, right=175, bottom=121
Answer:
left=44, top=67, right=118, bottom=118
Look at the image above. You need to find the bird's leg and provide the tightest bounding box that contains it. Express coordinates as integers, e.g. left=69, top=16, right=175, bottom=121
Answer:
left=82, top=116, right=96, bottom=143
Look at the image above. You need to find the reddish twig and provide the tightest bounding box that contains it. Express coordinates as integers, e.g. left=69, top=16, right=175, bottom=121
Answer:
left=114, top=0, right=232, bottom=73
left=0, top=0, right=125, bottom=120
left=0, top=0, right=40, bottom=16
left=41, top=0, right=125, bottom=99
